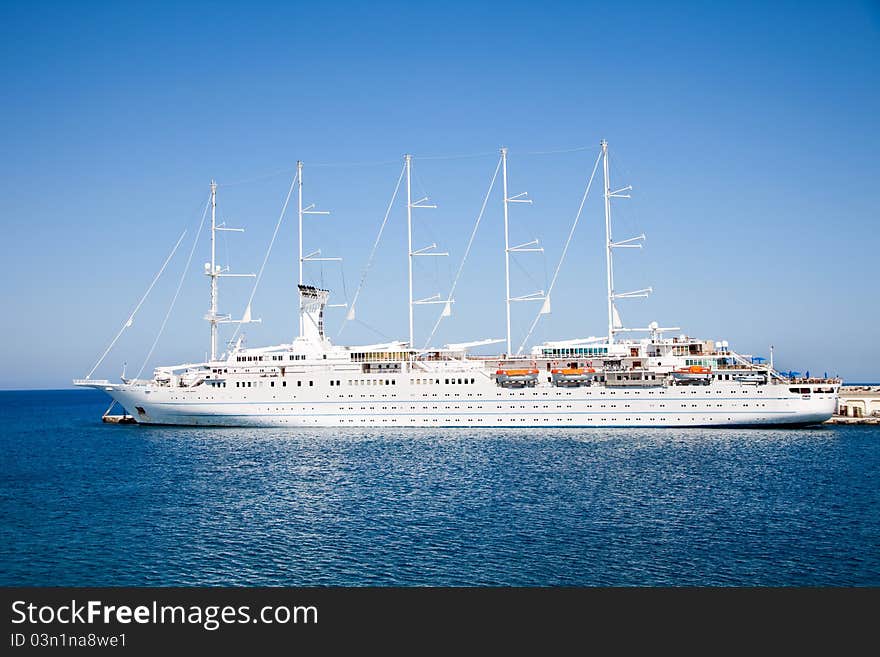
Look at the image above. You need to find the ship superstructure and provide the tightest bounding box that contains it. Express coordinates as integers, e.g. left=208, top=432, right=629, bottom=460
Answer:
left=75, top=142, right=840, bottom=427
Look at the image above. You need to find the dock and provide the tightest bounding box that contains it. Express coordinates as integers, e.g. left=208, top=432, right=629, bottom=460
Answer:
left=827, top=385, right=880, bottom=425
left=825, top=416, right=880, bottom=425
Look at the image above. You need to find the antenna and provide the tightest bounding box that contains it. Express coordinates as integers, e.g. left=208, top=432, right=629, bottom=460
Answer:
left=602, top=140, right=648, bottom=344
left=501, top=147, right=545, bottom=355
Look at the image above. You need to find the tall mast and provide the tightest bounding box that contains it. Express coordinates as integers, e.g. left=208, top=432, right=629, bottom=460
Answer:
left=602, top=140, right=614, bottom=344
left=502, top=147, right=511, bottom=355
left=602, top=139, right=644, bottom=344
left=209, top=179, right=218, bottom=361
left=297, top=160, right=304, bottom=337
left=297, top=160, right=304, bottom=287
left=501, top=147, right=540, bottom=356
left=295, top=160, right=334, bottom=340
left=204, top=181, right=255, bottom=357
left=405, top=154, right=414, bottom=349
left=403, top=154, right=443, bottom=349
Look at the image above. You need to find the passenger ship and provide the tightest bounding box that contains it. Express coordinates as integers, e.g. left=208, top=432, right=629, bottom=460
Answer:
left=75, top=142, right=840, bottom=427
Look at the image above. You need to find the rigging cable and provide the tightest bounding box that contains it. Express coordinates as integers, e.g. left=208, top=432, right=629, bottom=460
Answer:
left=229, top=169, right=300, bottom=345
left=516, top=148, right=603, bottom=355
left=523, top=145, right=593, bottom=156
left=422, top=155, right=503, bottom=349
left=135, top=197, right=212, bottom=379
left=210, top=144, right=592, bottom=183
left=353, top=318, right=393, bottom=342
left=311, top=158, right=401, bottom=168
left=336, top=162, right=407, bottom=338
left=85, top=228, right=189, bottom=379
left=217, top=167, right=295, bottom=188
left=415, top=150, right=497, bottom=161
left=337, top=257, right=350, bottom=305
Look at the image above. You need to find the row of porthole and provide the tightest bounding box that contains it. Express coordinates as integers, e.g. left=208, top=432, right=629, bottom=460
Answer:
left=188, top=383, right=767, bottom=399
left=165, top=395, right=771, bottom=409
left=202, top=405, right=758, bottom=422
left=232, top=415, right=739, bottom=424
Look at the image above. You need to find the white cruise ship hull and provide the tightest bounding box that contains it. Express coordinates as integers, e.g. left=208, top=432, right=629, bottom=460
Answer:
left=75, top=143, right=842, bottom=432
left=90, top=380, right=837, bottom=428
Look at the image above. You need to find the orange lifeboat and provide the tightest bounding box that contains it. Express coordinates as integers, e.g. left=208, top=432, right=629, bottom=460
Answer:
left=672, top=365, right=712, bottom=385
left=496, top=368, right=539, bottom=376
left=495, top=368, right=539, bottom=388
left=550, top=367, right=596, bottom=375
left=550, top=367, right=596, bottom=387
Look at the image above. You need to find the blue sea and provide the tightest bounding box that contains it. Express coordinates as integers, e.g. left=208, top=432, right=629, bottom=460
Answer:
left=1, top=389, right=878, bottom=586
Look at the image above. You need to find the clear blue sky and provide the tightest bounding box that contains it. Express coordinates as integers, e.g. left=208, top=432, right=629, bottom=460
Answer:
left=1, top=0, right=878, bottom=389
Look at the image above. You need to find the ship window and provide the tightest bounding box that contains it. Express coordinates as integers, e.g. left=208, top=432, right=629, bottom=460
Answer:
left=297, top=381, right=301, bottom=387
left=282, top=381, right=287, bottom=387
left=271, top=381, right=275, bottom=387
left=309, top=381, right=313, bottom=386
left=330, top=381, right=334, bottom=386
